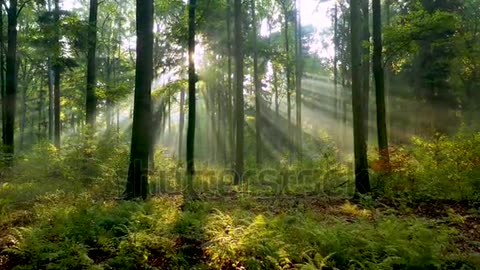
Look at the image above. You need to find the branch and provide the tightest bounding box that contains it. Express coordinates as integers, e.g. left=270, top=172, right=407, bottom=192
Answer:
left=17, top=0, right=33, bottom=18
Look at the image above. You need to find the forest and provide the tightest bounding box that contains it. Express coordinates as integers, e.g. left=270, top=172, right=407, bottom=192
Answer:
left=1, top=0, right=480, bottom=269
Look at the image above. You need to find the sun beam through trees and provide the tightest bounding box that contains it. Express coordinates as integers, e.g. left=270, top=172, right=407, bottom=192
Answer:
left=1, top=0, right=480, bottom=269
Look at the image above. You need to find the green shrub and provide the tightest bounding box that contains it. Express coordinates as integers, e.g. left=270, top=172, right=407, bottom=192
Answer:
left=372, top=130, right=480, bottom=200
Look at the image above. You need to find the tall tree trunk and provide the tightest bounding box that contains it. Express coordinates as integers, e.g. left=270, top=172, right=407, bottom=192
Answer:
left=53, top=66, right=60, bottom=148
left=384, top=0, right=392, bottom=139
left=226, top=0, right=234, bottom=167
left=251, top=0, right=262, bottom=165
left=0, top=1, right=5, bottom=145
left=178, top=89, right=185, bottom=160
left=115, top=19, right=122, bottom=134
left=105, top=53, right=112, bottom=129
left=167, top=93, right=171, bottom=133
left=217, top=84, right=226, bottom=164
left=53, top=0, right=61, bottom=148
left=38, top=76, right=45, bottom=139
left=47, top=60, right=54, bottom=141
left=372, top=0, right=389, bottom=163
left=86, top=0, right=98, bottom=127
left=295, top=0, right=303, bottom=160
left=186, top=0, right=197, bottom=192
left=361, top=0, right=370, bottom=141
left=4, top=0, right=18, bottom=157
left=351, top=0, right=370, bottom=194
left=273, top=66, right=279, bottom=118
left=20, top=61, right=28, bottom=149
left=283, top=7, right=292, bottom=150
left=125, top=0, right=154, bottom=200
left=333, top=2, right=339, bottom=120
left=233, top=0, right=244, bottom=184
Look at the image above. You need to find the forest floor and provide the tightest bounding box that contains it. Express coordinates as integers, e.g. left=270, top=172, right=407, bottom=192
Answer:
left=1, top=184, right=480, bottom=269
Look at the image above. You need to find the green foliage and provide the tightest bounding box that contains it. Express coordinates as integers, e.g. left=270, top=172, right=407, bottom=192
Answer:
left=1, top=153, right=478, bottom=270
left=384, top=6, right=461, bottom=73
left=374, top=130, right=480, bottom=200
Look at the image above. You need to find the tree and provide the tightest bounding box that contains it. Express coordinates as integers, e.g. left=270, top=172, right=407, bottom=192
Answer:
left=294, top=0, right=302, bottom=160
left=0, top=0, right=5, bottom=145
left=251, top=0, right=262, bottom=165
left=351, top=0, right=370, bottom=194
left=361, top=0, right=370, bottom=140
left=226, top=0, right=234, bottom=166
left=372, top=0, right=389, bottom=163
left=234, top=0, right=244, bottom=184
left=186, top=0, right=197, bottom=193
left=4, top=0, right=18, bottom=157
left=178, top=88, right=185, bottom=159
left=125, top=0, right=154, bottom=200
left=333, top=1, right=339, bottom=120
left=279, top=0, right=293, bottom=148
left=86, top=0, right=98, bottom=127
left=53, top=0, right=61, bottom=148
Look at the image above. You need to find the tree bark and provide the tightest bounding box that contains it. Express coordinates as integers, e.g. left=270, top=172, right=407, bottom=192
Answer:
left=333, top=2, right=339, bottom=120
left=86, top=0, right=98, bottom=127
left=53, top=0, right=61, bottom=148
left=372, top=0, right=389, bottom=163
left=361, top=0, right=370, bottom=141
left=251, top=0, right=262, bottom=165
left=351, top=0, right=371, bottom=194
left=186, top=0, right=197, bottom=192
left=4, top=0, right=18, bottom=157
left=283, top=5, right=292, bottom=150
left=178, top=88, right=185, bottom=160
left=0, top=1, right=5, bottom=145
left=233, top=0, right=244, bottom=184
left=295, top=0, right=303, bottom=160
left=273, top=66, right=279, bottom=119
left=20, top=60, right=28, bottom=149
left=226, top=0, right=234, bottom=167
left=47, top=60, right=54, bottom=141
left=125, top=0, right=154, bottom=200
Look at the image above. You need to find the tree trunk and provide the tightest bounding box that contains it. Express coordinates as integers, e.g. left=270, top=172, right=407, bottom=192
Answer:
left=86, top=0, right=98, bottom=128
left=361, top=0, right=370, bottom=141
left=178, top=89, right=185, bottom=160
left=295, top=0, right=303, bottom=160
left=251, top=0, right=262, bottom=166
left=38, top=76, right=45, bottom=139
left=333, top=2, right=339, bottom=120
left=186, top=0, right=197, bottom=192
left=106, top=54, right=112, bottom=129
left=372, top=0, right=389, bottom=163
left=4, top=0, right=18, bottom=157
left=125, top=0, right=154, bottom=200
left=273, top=66, right=279, bottom=118
left=0, top=1, right=5, bottom=145
left=384, top=0, right=392, bottom=139
left=226, top=0, right=234, bottom=167
left=53, top=0, right=61, bottom=148
left=351, top=0, right=370, bottom=194
left=234, top=0, right=244, bottom=184
left=284, top=8, right=292, bottom=150
left=47, top=60, right=54, bottom=141
left=20, top=61, right=28, bottom=150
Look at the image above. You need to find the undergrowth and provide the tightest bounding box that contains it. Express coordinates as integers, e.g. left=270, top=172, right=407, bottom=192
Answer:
left=371, top=128, right=480, bottom=200
left=0, top=131, right=480, bottom=269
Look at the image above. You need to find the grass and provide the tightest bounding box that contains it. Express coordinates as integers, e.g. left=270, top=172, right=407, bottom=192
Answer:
left=1, top=131, right=480, bottom=269
left=1, top=183, right=479, bottom=269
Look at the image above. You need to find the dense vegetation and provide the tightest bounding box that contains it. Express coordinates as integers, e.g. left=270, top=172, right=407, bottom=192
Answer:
left=0, top=0, right=480, bottom=269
